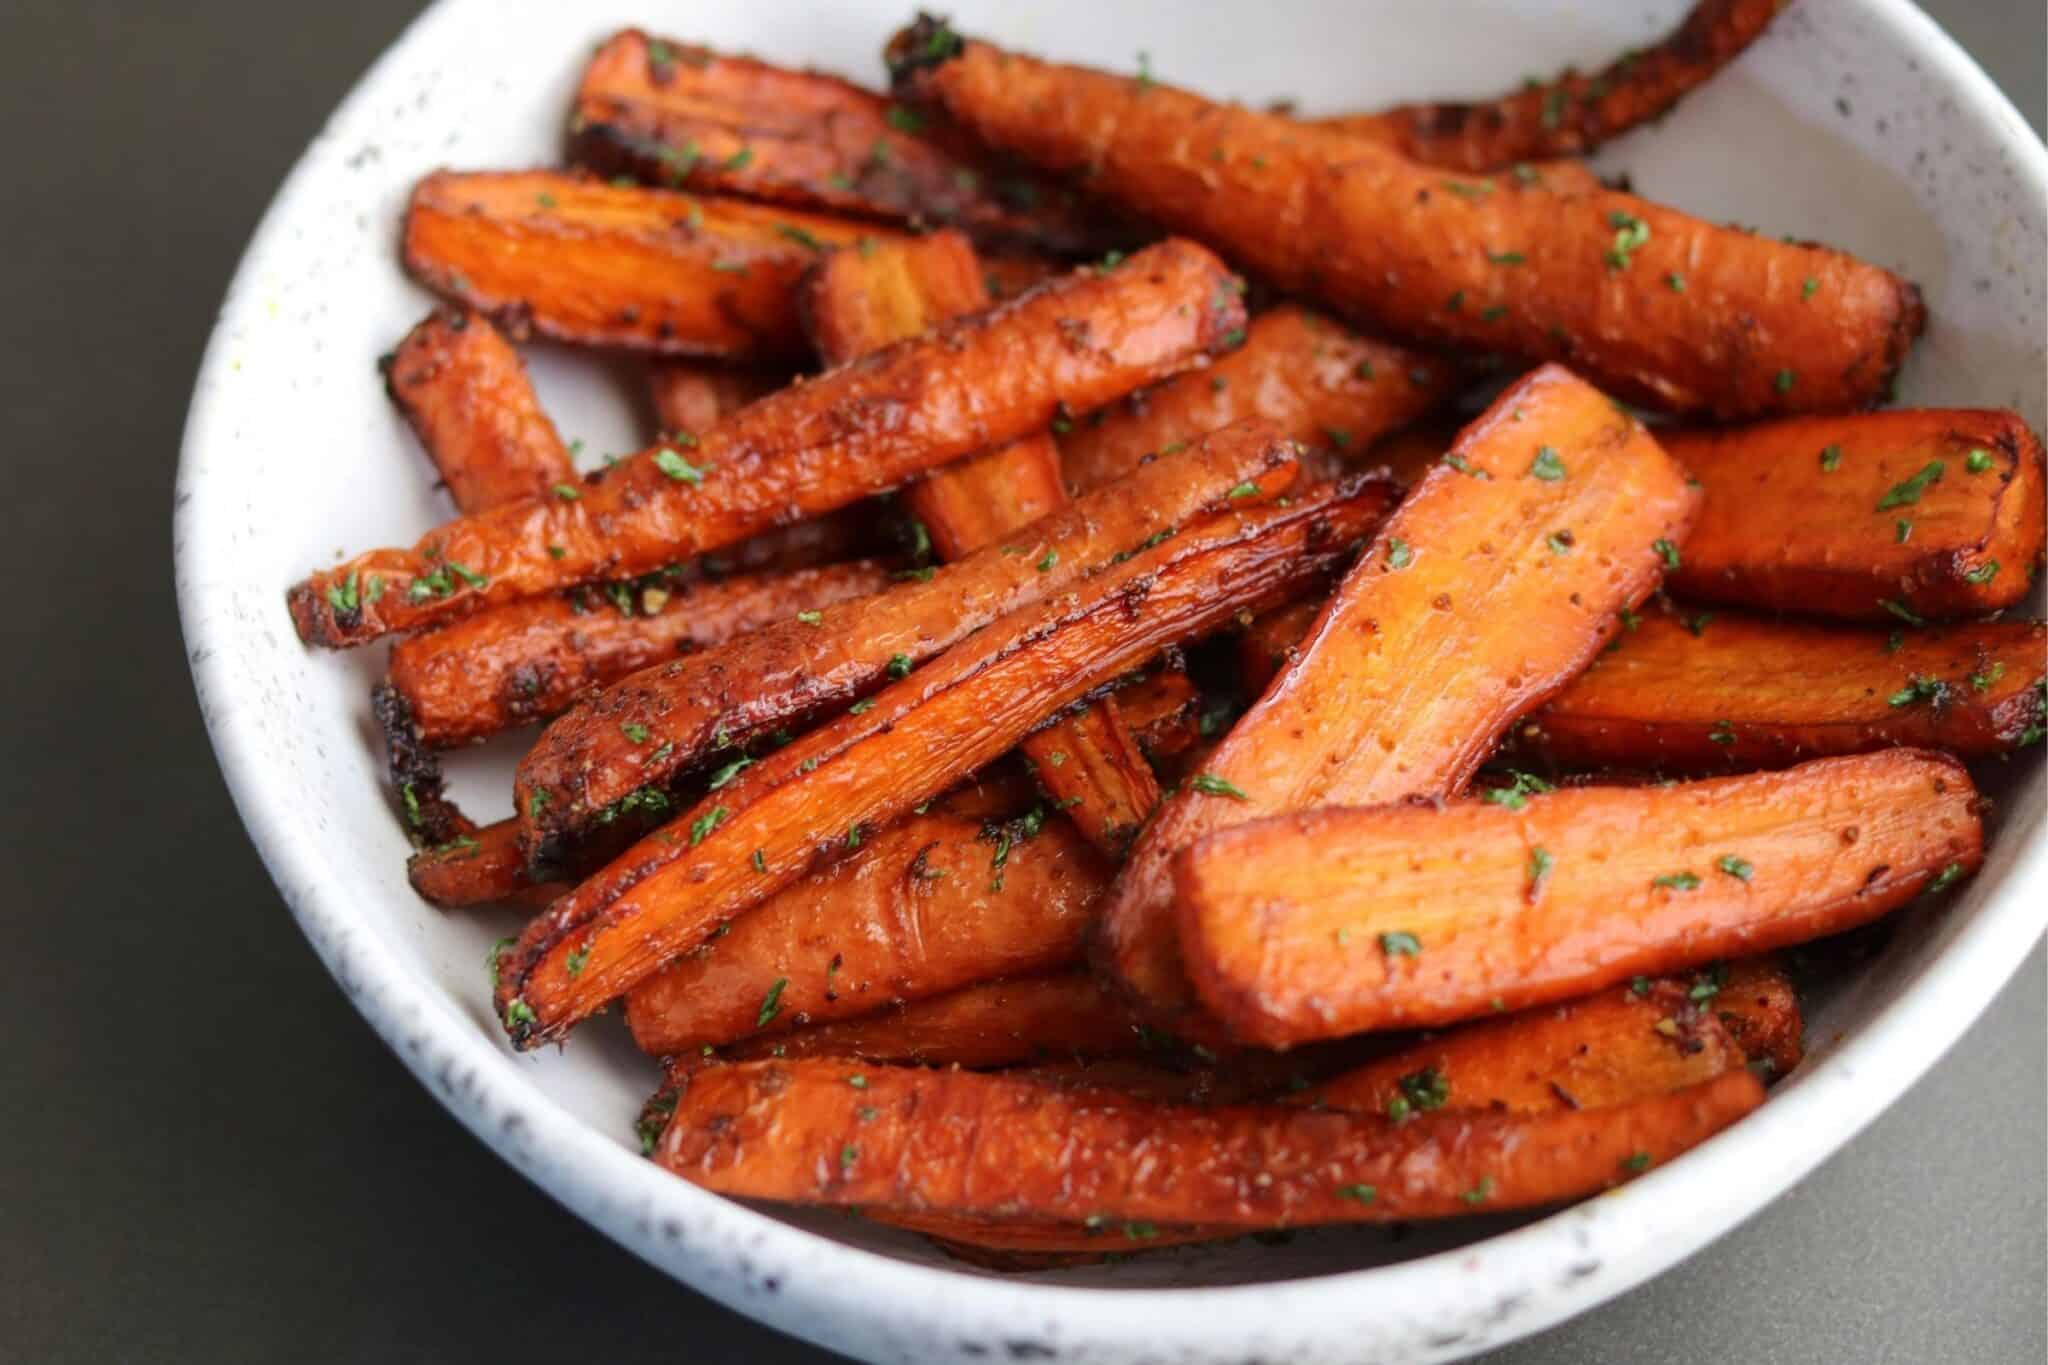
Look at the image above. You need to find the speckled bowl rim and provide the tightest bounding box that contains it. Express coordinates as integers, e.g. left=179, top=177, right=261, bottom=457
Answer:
left=176, top=2, right=2047, bottom=1361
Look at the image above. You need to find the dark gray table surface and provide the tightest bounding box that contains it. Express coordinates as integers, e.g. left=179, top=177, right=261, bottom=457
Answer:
left=0, top=3, right=2039, bottom=1361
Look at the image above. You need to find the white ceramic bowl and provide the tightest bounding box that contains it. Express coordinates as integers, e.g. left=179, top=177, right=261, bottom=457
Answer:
left=176, top=2, right=2047, bottom=1360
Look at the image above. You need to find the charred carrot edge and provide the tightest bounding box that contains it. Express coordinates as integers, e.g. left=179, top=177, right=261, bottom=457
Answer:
left=369, top=683, right=473, bottom=848
left=512, top=419, right=1292, bottom=857
left=1662, top=409, right=2047, bottom=621
left=1176, top=749, right=1983, bottom=1046
left=1316, top=0, right=1788, bottom=172
left=1118, top=668, right=1201, bottom=762
left=408, top=819, right=566, bottom=910
left=387, top=560, right=892, bottom=748
left=1096, top=365, right=1699, bottom=1024
left=381, top=307, right=577, bottom=513
left=569, top=29, right=1130, bottom=255
left=496, top=474, right=1395, bottom=1046
left=291, top=237, right=1243, bottom=647
left=893, top=22, right=1923, bottom=419
left=804, top=229, right=1158, bottom=854
left=1058, top=304, right=1459, bottom=495
left=645, top=360, right=786, bottom=437
left=654, top=1058, right=1763, bottom=1226
left=622, top=813, right=1108, bottom=1057
left=1518, top=611, right=2048, bottom=771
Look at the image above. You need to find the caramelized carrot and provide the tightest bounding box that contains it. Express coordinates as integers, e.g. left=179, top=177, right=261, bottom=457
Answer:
left=1176, top=750, right=1982, bottom=1045
left=1710, top=957, right=1804, bottom=1075
left=645, top=360, right=784, bottom=436
left=1096, top=366, right=1699, bottom=1023
left=892, top=22, right=1923, bottom=419
left=290, top=237, right=1243, bottom=646
left=407, top=819, right=564, bottom=910
left=1662, top=409, right=2046, bottom=621
left=1234, top=597, right=1322, bottom=696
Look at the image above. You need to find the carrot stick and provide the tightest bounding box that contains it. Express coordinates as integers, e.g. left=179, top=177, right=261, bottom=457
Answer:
left=622, top=812, right=1108, bottom=1057
left=1315, top=0, right=1788, bottom=172
left=290, top=237, right=1243, bottom=647
left=1057, top=304, right=1458, bottom=495
left=1520, top=611, right=2047, bottom=770
left=407, top=820, right=565, bottom=910
left=646, top=361, right=785, bottom=437
left=1661, top=408, right=2046, bottom=621
left=512, top=420, right=1294, bottom=857
left=569, top=29, right=1129, bottom=255
left=496, top=474, right=1395, bottom=1046
left=1176, top=749, right=1982, bottom=1045
left=1096, top=365, right=1699, bottom=1023
left=652, top=1058, right=1763, bottom=1226
left=1710, top=958, right=1804, bottom=1076
left=891, top=21, right=1923, bottom=419
left=1234, top=598, right=1323, bottom=696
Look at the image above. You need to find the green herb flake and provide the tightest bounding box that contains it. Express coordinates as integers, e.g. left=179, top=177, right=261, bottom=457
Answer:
left=1386, top=537, right=1413, bottom=569
left=1963, top=560, right=1999, bottom=584
left=1379, top=930, right=1422, bottom=958
left=1876, top=460, right=1945, bottom=510
left=1716, top=855, right=1753, bottom=882
left=1036, top=548, right=1058, bottom=573
left=1652, top=871, right=1701, bottom=891
left=652, top=448, right=709, bottom=485
left=621, top=722, right=650, bottom=744
left=1528, top=845, right=1554, bottom=891
left=1459, top=1175, right=1495, bottom=1206
left=1896, top=519, right=1914, bottom=544
left=1487, top=250, right=1526, bottom=266
left=755, top=977, right=788, bottom=1028
left=707, top=755, right=753, bottom=790
left=1336, top=1183, right=1377, bottom=1203
left=1965, top=448, right=1996, bottom=474
left=1443, top=452, right=1492, bottom=480
left=796, top=610, right=823, bottom=626
left=1226, top=481, right=1261, bottom=500
left=1801, top=277, right=1820, bottom=300
left=1969, top=662, right=2006, bottom=693
left=887, top=653, right=914, bottom=679
left=1665, top=271, right=1686, bottom=292
left=1623, top=1152, right=1653, bottom=1173
left=689, top=804, right=730, bottom=846
left=775, top=223, right=824, bottom=252
left=751, top=848, right=767, bottom=873
left=848, top=698, right=876, bottom=715
left=1191, top=773, right=1249, bottom=801
left=1653, top=538, right=1681, bottom=570
left=1528, top=446, right=1566, bottom=481
left=1547, top=530, right=1574, bottom=555
left=1774, top=368, right=1796, bottom=394
left=1604, top=211, right=1650, bottom=270
left=564, top=944, right=590, bottom=977
left=1881, top=599, right=1926, bottom=627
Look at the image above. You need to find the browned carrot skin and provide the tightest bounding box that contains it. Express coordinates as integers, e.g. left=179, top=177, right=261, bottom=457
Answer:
left=407, top=819, right=566, bottom=910
left=568, top=29, right=1128, bottom=255
left=512, top=422, right=1293, bottom=856
left=403, top=170, right=897, bottom=358
left=1317, top=0, right=1789, bottom=172
left=1058, top=305, right=1459, bottom=495
left=382, top=307, right=577, bottom=512
left=623, top=814, right=1107, bottom=1057
left=1176, top=750, right=1982, bottom=1046
left=1519, top=611, right=2047, bottom=771
left=386, top=560, right=891, bottom=748
left=893, top=23, right=1923, bottom=419
left=1116, top=668, right=1201, bottom=764
left=290, top=237, right=1244, bottom=647
left=497, top=475, right=1395, bottom=1047
left=645, top=360, right=784, bottom=436
left=1712, top=958, right=1804, bottom=1076
left=1235, top=598, right=1322, bottom=696
left=1096, top=366, right=1700, bottom=1024
left=655, top=1058, right=1762, bottom=1226
left=1662, top=409, right=2046, bottom=621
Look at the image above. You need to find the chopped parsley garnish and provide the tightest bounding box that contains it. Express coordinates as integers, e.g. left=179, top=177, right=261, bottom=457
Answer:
left=1443, top=452, right=1492, bottom=480
left=1881, top=599, right=1926, bottom=626
left=1925, top=862, right=1966, bottom=895
left=1379, top=930, right=1422, bottom=958
left=1336, top=1183, right=1377, bottom=1203
left=621, top=722, right=650, bottom=744
left=1653, top=538, right=1682, bottom=570
left=1896, top=519, right=1914, bottom=544
left=1774, top=368, right=1796, bottom=394
left=887, top=653, right=914, bottom=679
left=1652, top=871, right=1701, bottom=891
left=1386, top=538, right=1413, bottom=569
left=652, top=448, right=709, bottom=484
left=1547, top=530, right=1574, bottom=555
left=1387, top=1067, right=1449, bottom=1122
left=1968, top=662, right=2006, bottom=693
left=1665, top=271, right=1686, bottom=292
left=486, top=936, right=516, bottom=990
left=1683, top=611, right=1714, bottom=637
left=1963, top=560, right=1999, bottom=584
left=1717, top=855, right=1753, bottom=882
left=1887, top=674, right=1950, bottom=709
left=1459, top=1175, right=1495, bottom=1205
left=775, top=223, right=824, bottom=252
left=1528, top=845, right=1554, bottom=891
left=1688, top=962, right=1729, bottom=1002
left=884, top=104, right=924, bottom=133
left=689, top=804, right=729, bottom=846
left=1875, top=460, right=1944, bottom=510
left=751, top=849, right=767, bottom=873
left=1481, top=769, right=1554, bottom=811
left=1528, top=446, right=1565, bottom=481
left=723, top=145, right=754, bottom=170
left=1487, top=250, right=1526, bottom=266
left=1226, top=481, right=1261, bottom=500
left=706, top=755, right=752, bottom=789
left=1190, top=773, right=1249, bottom=800
left=1442, top=178, right=1495, bottom=200
left=1965, top=448, right=1995, bottom=474
left=503, top=998, right=537, bottom=1029
left=1819, top=443, right=1843, bottom=472
left=552, top=482, right=581, bottom=500
left=848, top=699, right=876, bottom=715
left=795, top=610, right=823, bottom=625
left=1622, top=1152, right=1653, bottom=1173
left=755, top=977, right=787, bottom=1028
left=1604, top=211, right=1650, bottom=269
left=1036, top=548, right=1058, bottom=572
left=1801, top=277, right=1820, bottom=300
left=564, top=944, right=590, bottom=977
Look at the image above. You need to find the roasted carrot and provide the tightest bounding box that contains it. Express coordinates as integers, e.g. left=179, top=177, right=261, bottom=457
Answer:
left=1316, top=0, right=1788, bottom=172
left=645, top=360, right=785, bottom=437
left=407, top=819, right=565, bottom=910
left=381, top=307, right=577, bottom=512
left=1096, top=366, right=1699, bottom=1022
left=386, top=560, right=891, bottom=748
left=569, top=29, right=1127, bottom=255
left=291, top=237, right=1243, bottom=647
left=623, top=811, right=1107, bottom=1056
left=1176, top=749, right=1982, bottom=1045
left=1234, top=598, right=1322, bottom=696
left=1057, top=305, right=1458, bottom=495
left=1117, top=667, right=1202, bottom=763
left=804, top=230, right=1158, bottom=853
left=496, top=474, right=1395, bottom=1046
left=1661, top=409, right=2046, bottom=621
left=1710, top=958, right=1804, bottom=1075
left=512, top=420, right=1295, bottom=856
left=653, top=1058, right=1763, bottom=1226
left=892, top=22, right=1923, bottom=419
left=1519, top=611, right=2047, bottom=770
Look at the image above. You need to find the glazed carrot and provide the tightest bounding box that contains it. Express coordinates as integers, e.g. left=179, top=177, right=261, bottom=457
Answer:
left=381, top=307, right=577, bottom=512
left=1709, top=958, right=1804, bottom=1075
left=1316, top=0, right=1788, bottom=172
left=1661, top=409, right=2046, bottom=621
left=653, top=1058, right=1763, bottom=1226
left=496, top=476, right=1394, bottom=1046
left=1095, top=366, right=1699, bottom=1022
left=290, top=237, right=1243, bottom=646
left=1176, top=750, right=1982, bottom=1045
left=407, top=820, right=565, bottom=910
left=513, top=421, right=1294, bottom=855
left=1234, top=598, right=1322, bottom=696
left=403, top=170, right=895, bottom=358
left=1117, top=667, right=1201, bottom=763
left=623, top=812, right=1108, bottom=1056
left=804, top=230, right=1157, bottom=853
left=892, top=22, right=1923, bottom=419
left=386, top=560, right=891, bottom=748
left=568, top=29, right=1126, bottom=254
left=645, top=360, right=785, bottom=436
left=1057, top=305, right=1458, bottom=495
left=1518, top=611, right=2047, bottom=770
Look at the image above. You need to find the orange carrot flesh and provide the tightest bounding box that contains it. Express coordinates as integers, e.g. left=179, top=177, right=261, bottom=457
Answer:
left=622, top=813, right=1108, bottom=1057
left=407, top=819, right=564, bottom=910
left=495, top=475, right=1395, bottom=1046
left=1520, top=611, right=2047, bottom=771
left=1235, top=598, right=1323, bottom=696
left=1661, top=408, right=2046, bottom=621
left=382, top=307, right=576, bottom=513
left=1096, top=365, right=1700, bottom=1023
left=1175, top=749, right=1982, bottom=1046
left=893, top=23, right=1923, bottom=419
left=1057, top=305, right=1458, bottom=495
left=804, top=230, right=1157, bottom=853
left=290, top=237, right=1244, bottom=647
left=1709, top=957, right=1805, bottom=1076
left=646, top=360, right=785, bottom=437
left=512, top=420, right=1294, bottom=856
left=653, top=1058, right=1763, bottom=1226
left=1316, top=0, right=1788, bottom=172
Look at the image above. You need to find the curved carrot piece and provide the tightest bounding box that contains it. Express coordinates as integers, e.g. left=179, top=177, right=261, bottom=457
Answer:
left=645, top=360, right=785, bottom=437
left=407, top=819, right=565, bottom=910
